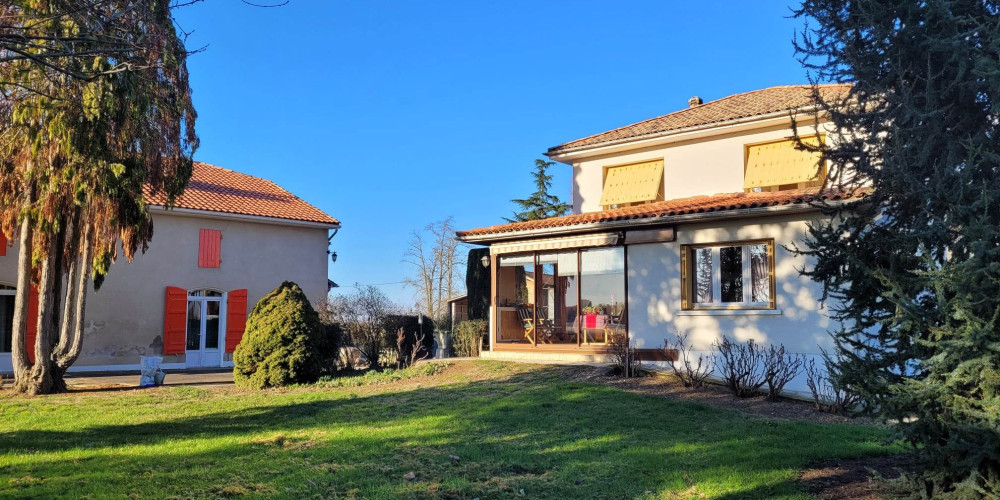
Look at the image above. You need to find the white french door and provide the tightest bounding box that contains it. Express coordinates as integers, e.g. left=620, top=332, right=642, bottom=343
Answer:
left=185, top=295, right=224, bottom=368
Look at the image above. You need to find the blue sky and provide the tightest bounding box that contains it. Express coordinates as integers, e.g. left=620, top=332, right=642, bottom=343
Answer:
left=174, top=0, right=812, bottom=306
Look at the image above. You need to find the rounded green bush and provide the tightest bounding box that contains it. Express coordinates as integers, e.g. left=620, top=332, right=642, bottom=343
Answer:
left=233, top=281, right=324, bottom=389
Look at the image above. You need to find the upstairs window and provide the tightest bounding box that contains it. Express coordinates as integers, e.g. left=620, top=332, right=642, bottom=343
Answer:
left=681, top=240, right=775, bottom=310
left=600, top=159, right=664, bottom=210
left=198, top=229, right=222, bottom=268
left=744, top=137, right=825, bottom=192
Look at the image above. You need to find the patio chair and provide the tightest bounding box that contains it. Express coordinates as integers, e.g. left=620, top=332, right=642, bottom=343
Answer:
left=517, top=303, right=534, bottom=343
left=603, top=307, right=626, bottom=344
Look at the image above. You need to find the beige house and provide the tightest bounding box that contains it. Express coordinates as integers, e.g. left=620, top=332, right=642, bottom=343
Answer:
left=0, top=162, right=339, bottom=373
left=457, top=84, right=863, bottom=395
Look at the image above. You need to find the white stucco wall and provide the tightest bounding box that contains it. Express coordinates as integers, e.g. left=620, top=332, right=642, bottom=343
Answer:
left=0, top=211, right=331, bottom=371
left=569, top=120, right=833, bottom=214
left=626, top=212, right=834, bottom=396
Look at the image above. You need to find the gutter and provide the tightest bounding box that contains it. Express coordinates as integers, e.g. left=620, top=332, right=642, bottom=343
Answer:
left=149, top=205, right=341, bottom=230
left=457, top=199, right=853, bottom=245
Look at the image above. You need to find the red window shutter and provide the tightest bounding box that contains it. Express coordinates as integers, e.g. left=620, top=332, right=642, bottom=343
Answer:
left=0, top=233, right=6, bottom=257
left=226, top=289, right=248, bottom=353
left=26, top=285, right=38, bottom=363
left=198, top=229, right=221, bottom=268
left=163, top=286, right=188, bottom=355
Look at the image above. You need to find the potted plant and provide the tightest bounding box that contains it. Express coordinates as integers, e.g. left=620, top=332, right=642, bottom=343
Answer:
left=582, top=306, right=605, bottom=329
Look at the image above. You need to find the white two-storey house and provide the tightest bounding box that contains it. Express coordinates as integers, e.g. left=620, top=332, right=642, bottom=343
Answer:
left=457, top=84, right=863, bottom=395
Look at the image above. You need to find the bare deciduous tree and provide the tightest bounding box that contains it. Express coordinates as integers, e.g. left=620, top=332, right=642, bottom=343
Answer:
left=329, top=286, right=396, bottom=371
left=404, top=217, right=465, bottom=323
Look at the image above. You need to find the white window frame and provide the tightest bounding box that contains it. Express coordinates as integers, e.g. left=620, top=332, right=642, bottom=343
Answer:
left=685, top=240, right=774, bottom=310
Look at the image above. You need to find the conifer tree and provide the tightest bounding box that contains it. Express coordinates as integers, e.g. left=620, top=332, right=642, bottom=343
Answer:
left=794, top=1, right=1000, bottom=496
left=506, top=159, right=570, bottom=222
left=0, top=1, right=198, bottom=394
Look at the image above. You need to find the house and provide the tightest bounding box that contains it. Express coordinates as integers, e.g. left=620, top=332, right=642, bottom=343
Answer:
left=447, top=295, right=469, bottom=325
left=0, top=162, right=339, bottom=373
left=457, top=84, right=863, bottom=395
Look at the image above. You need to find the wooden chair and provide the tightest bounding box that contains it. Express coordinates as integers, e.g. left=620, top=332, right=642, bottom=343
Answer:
left=535, top=305, right=557, bottom=343
left=603, top=307, right=626, bottom=344
left=517, top=304, right=534, bottom=343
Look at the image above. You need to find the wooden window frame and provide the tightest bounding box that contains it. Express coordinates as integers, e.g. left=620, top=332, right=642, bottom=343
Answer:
left=742, top=135, right=827, bottom=193
left=600, top=158, right=665, bottom=210
left=680, top=238, right=776, bottom=311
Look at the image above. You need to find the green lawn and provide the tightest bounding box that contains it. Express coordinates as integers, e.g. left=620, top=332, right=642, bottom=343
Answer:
left=0, top=362, right=898, bottom=499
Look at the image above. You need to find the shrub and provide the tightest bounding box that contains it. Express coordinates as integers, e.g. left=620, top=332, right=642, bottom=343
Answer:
left=233, top=282, right=324, bottom=389
left=453, top=320, right=487, bottom=357
left=609, top=331, right=641, bottom=378
left=714, top=336, right=766, bottom=397
left=663, top=333, right=713, bottom=388
left=329, top=285, right=395, bottom=371
left=805, top=356, right=861, bottom=415
left=315, top=299, right=346, bottom=375
left=386, top=314, right=435, bottom=367
left=762, top=344, right=805, bottom=401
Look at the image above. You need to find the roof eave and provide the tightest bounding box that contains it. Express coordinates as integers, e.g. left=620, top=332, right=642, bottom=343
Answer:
left=150, top=205, right=341, bottom=229
left=457, top=199, right=850, bottom=245
left=545, top=106, right=830, bottom=163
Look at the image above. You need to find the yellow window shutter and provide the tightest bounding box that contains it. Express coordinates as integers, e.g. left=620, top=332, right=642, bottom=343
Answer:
left=744, top=138, right=825, bottom=190
left=600, top=160, right=664, bottom=206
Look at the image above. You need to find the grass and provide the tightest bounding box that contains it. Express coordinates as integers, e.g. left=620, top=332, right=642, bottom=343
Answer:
left=0, top=361, right=900, bottom=499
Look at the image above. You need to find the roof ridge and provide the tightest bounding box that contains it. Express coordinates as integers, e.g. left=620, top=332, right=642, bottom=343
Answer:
left=146, top=161, right=339, bottom=226
left=548, top=83, right=854, bottom=153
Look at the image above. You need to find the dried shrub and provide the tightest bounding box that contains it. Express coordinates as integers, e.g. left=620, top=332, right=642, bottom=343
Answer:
left=386, top=315, right=434, bottom=368
left=663, top=333, right=713, bottom=388
left=714, top=336, right=766, bottom=397
left=762, top=344, right=805, bottom=401
left=453, top=320, right=487, bottom=357
left=609, top=332, right=641, bottom=378
left=805, top=356, right=861, bottom=415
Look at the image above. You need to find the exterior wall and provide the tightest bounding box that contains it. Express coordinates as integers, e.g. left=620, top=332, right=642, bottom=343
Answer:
left=0, top=211, right=330, bottom=372
left=626, top=212, right=833, bottom=396
left=570, top=120, right=832, bottom=214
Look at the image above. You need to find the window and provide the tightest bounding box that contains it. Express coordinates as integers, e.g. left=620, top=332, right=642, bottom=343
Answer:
left=600, top=159, right=664, bottom=209
left=580, top=248, right=626, bottom=344
left=0, top=284, right=14, bottom=353
left=682, top=240, right=775, bottom=309
left=744, top=137, right=825, bottom=192
left=495, top=248, right=626, bottom=346
left=198, top=229, right=222, bottom=268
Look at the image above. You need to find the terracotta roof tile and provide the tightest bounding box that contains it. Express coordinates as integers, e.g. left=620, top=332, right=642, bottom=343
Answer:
left=457, top=188, right=865, bottom=239
left=548, top=84, right=852, bottom=154
left=144, top=162, right=339, bottom=226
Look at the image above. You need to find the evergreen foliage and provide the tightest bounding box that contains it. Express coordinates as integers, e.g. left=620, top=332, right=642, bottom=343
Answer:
left=506, top=159, right=570, bottom=222
left=234, top=282, right=324, bottom=389
left=794, top=2, right=1000, bottom=496
left=0, top=1, right=198, bottom=394
left=465, top=248, right=491, bottom=321
left=453, top=320, right=488, bottom=357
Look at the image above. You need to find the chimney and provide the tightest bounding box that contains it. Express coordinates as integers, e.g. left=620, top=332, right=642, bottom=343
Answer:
left=688, top=96, right=703, bottom=107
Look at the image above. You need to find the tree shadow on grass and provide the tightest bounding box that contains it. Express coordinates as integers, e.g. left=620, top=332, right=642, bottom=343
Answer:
left=0, top=367, right=896, bottom=499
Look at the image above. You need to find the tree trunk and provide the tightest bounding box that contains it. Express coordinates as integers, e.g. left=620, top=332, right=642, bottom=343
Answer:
left=24, top=247, right=58, bottom=395
left=53, top=225, right=93, bottom=389
left=10, top=215, right=33, bottom=390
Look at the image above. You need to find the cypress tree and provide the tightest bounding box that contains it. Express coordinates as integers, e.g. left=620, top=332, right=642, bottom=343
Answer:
left=794, top=1, right=1000, bottom=496
left=466, top=248, right=490, bottom=321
